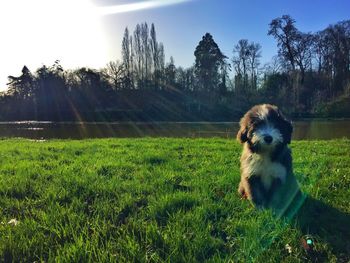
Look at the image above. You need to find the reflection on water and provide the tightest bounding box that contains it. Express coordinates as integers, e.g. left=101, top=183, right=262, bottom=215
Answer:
left=0, top=120, right=348, bottom=140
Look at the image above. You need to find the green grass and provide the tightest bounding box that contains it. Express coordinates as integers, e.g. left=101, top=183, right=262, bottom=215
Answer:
left=0, top=138, right=349, bottom=262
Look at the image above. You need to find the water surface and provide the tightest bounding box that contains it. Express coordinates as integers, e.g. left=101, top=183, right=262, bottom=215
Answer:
left=0, top=120, right=348, bottom=140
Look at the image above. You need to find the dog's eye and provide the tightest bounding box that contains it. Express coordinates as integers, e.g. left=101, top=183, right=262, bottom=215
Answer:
left=254, top=121, right=265, bottom=128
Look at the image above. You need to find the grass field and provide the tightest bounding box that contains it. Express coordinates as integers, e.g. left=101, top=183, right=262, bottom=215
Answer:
left=0, top=138, right=349, bottom=262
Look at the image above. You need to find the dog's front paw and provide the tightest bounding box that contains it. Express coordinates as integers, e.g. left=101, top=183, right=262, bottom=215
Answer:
left=240, top=191, right=248, bottom=199
left=238, top=183, right=248, bottom=199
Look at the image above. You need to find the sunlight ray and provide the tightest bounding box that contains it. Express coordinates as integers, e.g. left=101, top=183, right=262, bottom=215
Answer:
left=98, top=0, right=192, bottom=15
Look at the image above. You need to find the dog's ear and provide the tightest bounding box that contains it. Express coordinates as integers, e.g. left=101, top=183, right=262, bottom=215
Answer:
left=237, top=115, right=249, bottom=143
left=283, top=119, right=293, bottom=144
left=278, top=109, right=293, bottom=144
left=237, top=126, right=248, bottom=143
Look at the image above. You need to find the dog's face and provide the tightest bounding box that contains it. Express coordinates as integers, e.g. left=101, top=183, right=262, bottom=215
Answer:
left=237, top=104, right=293, bottom=153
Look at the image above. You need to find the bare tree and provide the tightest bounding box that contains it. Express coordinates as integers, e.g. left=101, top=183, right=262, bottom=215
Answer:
left=248, top=42, right=262, bottom=90
left=268, top=15, right=299, bottom=71
left=102, top=61, right=125, bottom=90
left=268, top=15, right=314, bottom=109
left=232, top=39, right=261, bottom=92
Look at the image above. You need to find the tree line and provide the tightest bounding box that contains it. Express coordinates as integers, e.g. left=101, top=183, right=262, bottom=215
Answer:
left=1, top=16, right=349, bottom=121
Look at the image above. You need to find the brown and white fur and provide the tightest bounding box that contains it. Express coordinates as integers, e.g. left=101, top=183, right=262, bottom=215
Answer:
left=237, top=104, right=294, bottom=208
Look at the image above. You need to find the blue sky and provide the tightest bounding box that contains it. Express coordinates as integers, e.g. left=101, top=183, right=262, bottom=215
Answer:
left=98, top=0, right=350, bottom=67
left=0, top=0, right=349, bottom=90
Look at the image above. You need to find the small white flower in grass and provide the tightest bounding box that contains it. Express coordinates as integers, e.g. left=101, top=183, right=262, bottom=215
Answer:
left=285, top=244, right=292, bottom=254
left=8, top=219, right=19, bottom=226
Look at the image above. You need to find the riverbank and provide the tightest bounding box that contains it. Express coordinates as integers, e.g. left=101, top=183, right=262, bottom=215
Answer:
left=0, top=138, right=349, bottom=261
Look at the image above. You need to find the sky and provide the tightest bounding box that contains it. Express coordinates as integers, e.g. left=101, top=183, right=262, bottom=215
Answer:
left=0, top=0, right=349, bottom=91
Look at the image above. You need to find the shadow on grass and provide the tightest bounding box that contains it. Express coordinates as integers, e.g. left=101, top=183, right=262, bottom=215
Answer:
left=294, top=196, right=350, bottom=262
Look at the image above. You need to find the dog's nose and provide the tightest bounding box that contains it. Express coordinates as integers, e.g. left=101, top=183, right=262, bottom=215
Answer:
left=264, top=135, right=273, bottom=144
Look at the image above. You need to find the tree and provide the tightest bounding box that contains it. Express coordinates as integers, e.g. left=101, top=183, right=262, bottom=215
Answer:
left=164, top=56, right=176, bottom=89
left=260, top=73, right=291, bottom=109
left=127, top=23, right=165, bottom=90
left=7, top=66, right=34, bottom=99
left=157, top=43, right=165, bottom=89
left=141, top=23, right=150, bottom=86
left=194, top=33, right=227, bottom=92
left=150, top=23, right=159, bottom=88
left=102, top=61, right=125, bottom=90
left=322, top=21, right=350, bottom=97
left=34, top=61, right=69, bottom=119
left=232, top=39, right=261, bottom=93
left=268, top=15, right=315, bottom=110
left=232, top=39, right=250, bottom=92
left=294, top=32, right=314, bottom=82
left=268, top=15, right=299, bottom=71
left=263, top=56, right=283, bottom=75
left=121, top=27, right=132, bottom=89
left=248, top=42, right=262, bottom=90
left=218, top=62, right=230, bottom=95
left=133, top=24, right=142, bottom=88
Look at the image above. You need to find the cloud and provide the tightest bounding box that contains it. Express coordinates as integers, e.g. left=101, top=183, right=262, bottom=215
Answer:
left=98, top=0, right=192, bottom=15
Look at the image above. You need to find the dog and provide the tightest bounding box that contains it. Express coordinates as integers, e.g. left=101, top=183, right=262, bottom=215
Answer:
left=237, top=104, right=295, bottom=208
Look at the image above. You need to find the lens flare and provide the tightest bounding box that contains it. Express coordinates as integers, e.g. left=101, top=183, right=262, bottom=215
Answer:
left=98, top=0, right=192, bottom=15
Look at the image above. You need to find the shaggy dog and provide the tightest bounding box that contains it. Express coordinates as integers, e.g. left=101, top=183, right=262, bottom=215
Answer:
left=237, top=104, right=295, bottom=208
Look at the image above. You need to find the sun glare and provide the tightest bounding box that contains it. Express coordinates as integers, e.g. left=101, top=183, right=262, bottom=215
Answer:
left=97, top=0, right=192, bottom=15
left=0, top=0, right=194, bottom=91
left=0, top=0, right=108, bottom=90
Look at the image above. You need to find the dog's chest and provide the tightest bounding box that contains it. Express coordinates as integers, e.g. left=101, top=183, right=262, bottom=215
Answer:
left=245, top=154, right=287, bottom=189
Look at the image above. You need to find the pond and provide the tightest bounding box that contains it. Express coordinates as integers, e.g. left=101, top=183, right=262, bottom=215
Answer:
left=0, top=120, right=348, bottom=140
